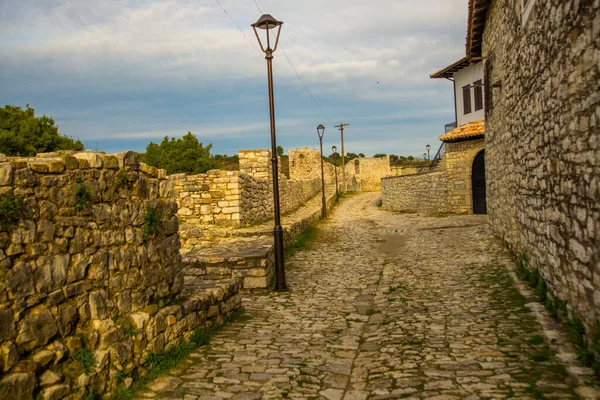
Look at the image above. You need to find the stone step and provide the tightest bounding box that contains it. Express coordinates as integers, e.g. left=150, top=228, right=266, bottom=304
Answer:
left=182, top=237, right=274, bottom=290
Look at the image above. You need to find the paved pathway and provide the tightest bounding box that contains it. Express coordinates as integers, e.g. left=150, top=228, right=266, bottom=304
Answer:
left=141, top=193, right=584, bottom=400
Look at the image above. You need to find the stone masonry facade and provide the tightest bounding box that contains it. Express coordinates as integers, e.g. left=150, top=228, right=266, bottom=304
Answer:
left=381, top=138, right=484, bottom=214
left=173, top=150, right=322, bottom=252
left=482, top=0, right=600, bottom=335
left=0, top=151, right=242, bottom=398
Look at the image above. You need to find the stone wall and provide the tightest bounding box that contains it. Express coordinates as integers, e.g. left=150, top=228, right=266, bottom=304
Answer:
left=391, top=166, right=420, bottom=176
left=352, top=157, right=392, bottom=192
left=445, top=139, right=485, bottom=214
left=381, top=171, right=449, bottom=214
left=174, top=149, right=323, bottom=248
left=482, top=0, right=600, bottom=333
left=289, top=148, right=337, bottom=184
left=0, top=151, right=241, bottom=398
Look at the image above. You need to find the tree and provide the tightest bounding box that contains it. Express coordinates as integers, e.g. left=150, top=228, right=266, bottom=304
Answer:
left=276, top=146, right=284, bottom=156
left=138, top=132, right=218, bottom=174
left=373, top=153, right=387, bottom=158
left=389, top=154, right=399, bottom=164
left=345, top=152, right=359, bottom=161
left=0, top=104, right=83, bottom=156
left=358, top=153, right=365, bottom=158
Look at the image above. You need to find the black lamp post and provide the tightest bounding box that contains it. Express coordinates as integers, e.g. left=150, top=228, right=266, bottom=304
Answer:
left=317, top=124, right=326, bottom=218
left=332, top=145, right=339, bottom=199
left=426, top=144, right=431, bottom=160
left=252, top=14, right=287, bottom=291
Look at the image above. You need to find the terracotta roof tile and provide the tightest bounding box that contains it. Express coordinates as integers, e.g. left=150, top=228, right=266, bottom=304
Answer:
left=439, top=120, right=485, bottom=142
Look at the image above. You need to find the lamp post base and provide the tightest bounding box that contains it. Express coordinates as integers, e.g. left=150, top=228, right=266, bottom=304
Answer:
left=273, top=224, right=287, bottom=291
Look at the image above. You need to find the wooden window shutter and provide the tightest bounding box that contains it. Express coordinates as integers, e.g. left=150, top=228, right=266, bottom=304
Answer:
left=484, top=58, right=494, bottom=119
left=474, top=80, right=483, bottom=111
left=463, top=85, right=472, bottom=114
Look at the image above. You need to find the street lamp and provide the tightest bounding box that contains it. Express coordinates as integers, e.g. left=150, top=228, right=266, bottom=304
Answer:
left=423, top=152, right=427, bottom=160
left=252, top=14, right=287, bottom=291
left=426, top=144, right=431, bottom=160
left=332, top=145, right=339, bottom=200
left=317, top=124, right=326, bottom=219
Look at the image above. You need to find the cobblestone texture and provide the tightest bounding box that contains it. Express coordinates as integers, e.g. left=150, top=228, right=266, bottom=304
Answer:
left=140, top=193, right=588, bottom=400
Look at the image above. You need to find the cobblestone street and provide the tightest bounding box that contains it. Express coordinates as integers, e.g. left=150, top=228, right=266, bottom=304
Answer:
left=141, top=192, right=584, bottom=400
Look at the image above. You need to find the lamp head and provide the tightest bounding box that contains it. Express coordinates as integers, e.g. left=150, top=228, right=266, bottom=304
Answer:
left=426, top=144, right=431, bottom=150
left=316, top=124, right=325, bottom=138
left=251, top=14, right=283, bottom=54
left=332, top=145, right=337, bottom=153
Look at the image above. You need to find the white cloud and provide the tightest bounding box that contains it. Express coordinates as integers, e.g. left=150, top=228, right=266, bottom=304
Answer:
left=0, top=0, right=469, bottom=155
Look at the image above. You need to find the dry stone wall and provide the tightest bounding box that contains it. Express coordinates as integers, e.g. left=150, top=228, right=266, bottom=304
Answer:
left=482, top=0, right=600, bottom=334
left=352, top=157, right=392, bottom=192
left=0, top=151, right=241, bottom=399
left=174, top=149, right=322, bottom=249
left=381, top=171, right=449, bottom=214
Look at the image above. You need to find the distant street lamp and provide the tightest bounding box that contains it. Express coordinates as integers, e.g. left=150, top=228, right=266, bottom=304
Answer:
left=317, top=124, right=327, bottom=218
left=426, top=144, right=431, bottom=160
left=423, top=152, right=427, bottom=160
left=332, top=145, right=339, bottom=200
left=252, top=14, right=287, bottom=291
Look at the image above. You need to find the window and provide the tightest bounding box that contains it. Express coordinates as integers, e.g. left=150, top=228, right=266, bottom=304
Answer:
left=474, top=80, right=483, bottom=111
left=462, top=85, right=472, bottom=115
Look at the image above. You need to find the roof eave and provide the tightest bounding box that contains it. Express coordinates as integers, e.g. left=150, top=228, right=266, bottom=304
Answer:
left=466, top=0, right=491, bottom=61
left=430, top=57, right=470, bottom=79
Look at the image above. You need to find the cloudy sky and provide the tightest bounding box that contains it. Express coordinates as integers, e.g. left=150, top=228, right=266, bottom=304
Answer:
left=0, top=0, right=468, bottom=157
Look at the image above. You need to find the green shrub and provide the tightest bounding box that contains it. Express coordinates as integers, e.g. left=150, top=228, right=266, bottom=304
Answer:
left=74, top=348, right=95, bottom=374
left=0, top=196, right=21, bottom=228
left=75, top=183, right=92, bottom=212
left=142, top=204, right=162, bottom=244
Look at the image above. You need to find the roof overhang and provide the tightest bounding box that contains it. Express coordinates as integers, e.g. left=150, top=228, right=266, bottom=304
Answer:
left=466, top=0, right=491, bottom=61
left=439, top=120, right=485, bottom=142
left=430, top=57, right=471, bottom=79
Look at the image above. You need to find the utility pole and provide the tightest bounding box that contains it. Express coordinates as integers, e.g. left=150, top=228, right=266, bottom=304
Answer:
left=335, top=123, right=349, bottom=193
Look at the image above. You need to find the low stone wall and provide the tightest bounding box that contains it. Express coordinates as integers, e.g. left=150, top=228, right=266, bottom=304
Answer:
left=174, top=150, right=323, bottom=249
left=381, top=171, right=449, bottom=214
left=0, top=151, right=241, bottom=398
left=391, top=166, right=420, bottom=176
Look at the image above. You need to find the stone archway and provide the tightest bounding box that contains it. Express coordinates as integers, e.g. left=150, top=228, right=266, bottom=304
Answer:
left=471, top=150, right=487, bottom=214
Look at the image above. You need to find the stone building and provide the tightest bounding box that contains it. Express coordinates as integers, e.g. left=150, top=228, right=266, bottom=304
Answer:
left=470, top=0, right=600, bottom=336
left=381, top=51, right=488, bottom=214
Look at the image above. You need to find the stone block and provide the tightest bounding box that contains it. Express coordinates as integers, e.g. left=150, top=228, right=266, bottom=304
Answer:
left=0, top=372, right=35, bottom=399
left=15, top=308, right=59, bottom=351
left=73, top=152, right=103, bottom=169
left=0, top=309, right=16, bottom=341
left=39, top=383, right=69, bottom=400
left=0, top=341, right=19, bottom=372
left=0, top=163, right=13, bottom=186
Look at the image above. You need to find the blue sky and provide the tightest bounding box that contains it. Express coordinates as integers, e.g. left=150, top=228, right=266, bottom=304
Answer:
left=0, top=0, right=468, bottom=158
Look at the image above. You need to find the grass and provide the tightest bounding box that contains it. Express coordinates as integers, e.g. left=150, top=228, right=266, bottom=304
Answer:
left=115, top=170, right=131, bottom=188
left=111, top=308, right=247, bottom=400
left=74, top=182, right=92, bottom=212
left=385, top=284, right=406, bottom=294
left=284, top=223, right=320, bottom=260
left=142, top=203, right=163, bottom=244
left=514, top=252, right=600, bottom=378
left=74, top=348, right=96, bottom=375
left=0, top=195, right=20, bottom=229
